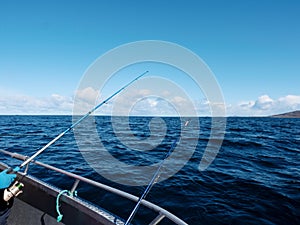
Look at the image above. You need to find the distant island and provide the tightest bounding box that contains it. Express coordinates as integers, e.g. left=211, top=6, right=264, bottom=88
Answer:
left=271, top=110, right=300, bottom=118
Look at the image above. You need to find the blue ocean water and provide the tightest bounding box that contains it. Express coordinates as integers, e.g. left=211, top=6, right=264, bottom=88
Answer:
left=0, top=116, right=299, bottom=225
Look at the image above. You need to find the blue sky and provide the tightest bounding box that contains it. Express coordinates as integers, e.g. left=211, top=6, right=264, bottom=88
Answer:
left=1, top=0, right=300, bottom=116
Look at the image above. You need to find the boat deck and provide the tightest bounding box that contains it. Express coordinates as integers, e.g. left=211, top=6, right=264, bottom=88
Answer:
left=9, top=198, right=64, bottom=225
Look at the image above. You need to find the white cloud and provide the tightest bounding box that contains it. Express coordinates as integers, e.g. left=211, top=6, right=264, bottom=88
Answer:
left=228, top=94, right=300, bottom=116
left=278, top=95, right=300, bottom=106
left=253, top=95, right=274, bottom=110
left=108, top=87, right=202, bottom=116
left=147, top=98, right=158, bottom=107
left=0, top=94, right=73, bottom=115
left=72, top=87, right=103, bottom=115
left=75, top=87, right=99, bottom=104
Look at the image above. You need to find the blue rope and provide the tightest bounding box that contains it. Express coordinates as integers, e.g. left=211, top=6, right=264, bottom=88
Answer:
left=56, top=190, right=77, bottom=222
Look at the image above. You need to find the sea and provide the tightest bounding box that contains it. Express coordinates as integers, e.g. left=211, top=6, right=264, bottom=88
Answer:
left=0, top=116, right=299, bottom=225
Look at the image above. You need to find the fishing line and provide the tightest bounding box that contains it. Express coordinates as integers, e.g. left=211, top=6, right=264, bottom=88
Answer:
left=124, top=119, right=191, bottom=225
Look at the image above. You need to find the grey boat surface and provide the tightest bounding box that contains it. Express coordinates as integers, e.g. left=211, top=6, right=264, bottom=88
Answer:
left=0, top=150, right=188, bottom=225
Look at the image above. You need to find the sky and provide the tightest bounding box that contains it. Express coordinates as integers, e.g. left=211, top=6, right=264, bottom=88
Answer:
left=0, top=0, right=299, bottom=116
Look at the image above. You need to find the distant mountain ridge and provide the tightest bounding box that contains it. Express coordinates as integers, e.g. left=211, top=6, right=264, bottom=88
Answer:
left=271, top=110, right=300, bottom=118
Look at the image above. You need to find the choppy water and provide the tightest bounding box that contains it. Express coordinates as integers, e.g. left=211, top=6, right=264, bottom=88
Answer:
left=0, top=116, right=299, bottom=225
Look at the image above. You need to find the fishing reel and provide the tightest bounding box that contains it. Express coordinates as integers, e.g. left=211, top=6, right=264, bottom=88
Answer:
left=3, top=181, right=24, bottom=202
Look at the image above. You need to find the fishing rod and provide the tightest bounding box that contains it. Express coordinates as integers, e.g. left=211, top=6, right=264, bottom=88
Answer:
left=8, top=70, right=148, bottom=172
left=124, top=120, right=190, bottom=225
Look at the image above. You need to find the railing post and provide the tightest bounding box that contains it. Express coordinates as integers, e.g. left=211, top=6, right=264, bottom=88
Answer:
left=24, top=163, right=30, bottom=175
left=149, top=213, right=165, bottom=225
left=70, top=179, right=80, bottom=196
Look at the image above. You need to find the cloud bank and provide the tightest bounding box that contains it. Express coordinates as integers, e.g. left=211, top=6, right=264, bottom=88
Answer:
left=0, top=94, right=73, bottom=115
left=1, top=90, right=300, bottom=116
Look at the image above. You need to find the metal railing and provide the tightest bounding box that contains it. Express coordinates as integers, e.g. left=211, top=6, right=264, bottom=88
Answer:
left=0, top=149, right=188, bottom=225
